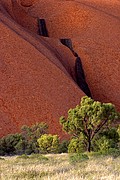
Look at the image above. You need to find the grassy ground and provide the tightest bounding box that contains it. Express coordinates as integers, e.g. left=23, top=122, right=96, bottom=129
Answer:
left=0, top=153, right=120, bottom=180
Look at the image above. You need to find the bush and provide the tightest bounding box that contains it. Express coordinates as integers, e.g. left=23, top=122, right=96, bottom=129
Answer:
left=0, top=122, right=49, bottom=156
left=68, top=138, right=85, bottom=153
left=15, top=139, right=27, bottom=155
left=84, top=151, right=103, bottom=159
left=58, top=140, right=69, bottom=153
left=0, top=133, right=23, bottom=155
left=101, top=148, right=120, bottom=158
left=92, top=128, right=120, bottom=153
left=37, top=134, right=59, bottom=154
left=17, top=154, right=29, bottom=159
left=95, top=136, right=113, bottom=152
left=101, top=128, right=119, bottom=145
left=20, top=122, right=48, bottom=154
left=69, top=153, right=89, bottom=163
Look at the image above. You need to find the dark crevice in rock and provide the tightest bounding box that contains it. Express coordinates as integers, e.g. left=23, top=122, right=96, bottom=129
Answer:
left=37, top=19, right=92, bottom=96
left=60, top=38, right=78, bottom=57
left=71, top=50, right=78, bottom=57
left=38, top=19, right=49, bottom=37
left=60, top=39, right=73, bottom=50
left=60, top=38, right=92, bottom=97
left=75, top=57, right=92, bottom=97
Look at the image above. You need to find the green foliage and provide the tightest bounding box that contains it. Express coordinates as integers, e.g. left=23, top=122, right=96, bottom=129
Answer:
left=37, top=134, right=59, bottom=153
left=21, top=122, right=48, bottom=154
left=58, top=140, right=69, bottom=153
left=60, top=96, right=119, bottom=152
left=15, top=139, right=26, bottom=155
left=100, top=128, right=119, bottom=142
left=95, top=136, right=114, bottom=152
left=0, top=122, right=49, bottom=156
left=0, top=133, right=23, bottom=155
left=17, top=154, right=29, bottom=159
left=0, top=138, right=5, bottom=156
left=85, top=151, right=103, bottom=158
left=92, top=128, right=120, bottom=152
left=103, top=148, right=120, bottom=158
left=21, top=122, right=48, bottom=141
left=68, top=138, right=85, bottom=153
left=87, top=148, right=120, bottom=158
left=69, top=153, right=89, bottom=163
left=85, top=148, right=120, bottom=158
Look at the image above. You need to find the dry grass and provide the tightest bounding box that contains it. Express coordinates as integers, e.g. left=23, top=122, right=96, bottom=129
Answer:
left=0, top=153, right=120, bottom=180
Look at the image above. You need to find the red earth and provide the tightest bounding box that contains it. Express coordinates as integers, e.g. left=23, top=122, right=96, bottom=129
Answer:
left=0, top=0, right=120, bottom=138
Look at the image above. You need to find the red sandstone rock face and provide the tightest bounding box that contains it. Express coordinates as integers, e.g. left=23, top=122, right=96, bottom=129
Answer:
left=20, top=0, right=37, bottom=7
left=0, top=0, right=120, bottom=138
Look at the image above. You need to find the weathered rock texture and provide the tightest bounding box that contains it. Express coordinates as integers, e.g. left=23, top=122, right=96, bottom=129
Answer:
left=0, top=0, right=120, bottom=138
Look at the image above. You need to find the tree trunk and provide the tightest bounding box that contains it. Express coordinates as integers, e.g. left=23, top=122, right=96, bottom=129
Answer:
left=87, top=129, right=91, bottom=152
left=87, top=138, right=91, bottom=152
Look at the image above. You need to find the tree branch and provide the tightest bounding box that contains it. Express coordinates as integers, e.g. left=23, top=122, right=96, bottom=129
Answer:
left=91, top=119, right=108, bottom=139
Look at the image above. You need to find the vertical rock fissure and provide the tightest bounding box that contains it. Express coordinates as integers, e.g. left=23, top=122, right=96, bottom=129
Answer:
left=75, top=56, right=92, bottom=97
left=37, top=18, right=92, bottom=97
left=60, top=39, right=73, bottom=50
left=60, top=38, right=92, bottom=97
left=38, top=19, right=49, bottom=37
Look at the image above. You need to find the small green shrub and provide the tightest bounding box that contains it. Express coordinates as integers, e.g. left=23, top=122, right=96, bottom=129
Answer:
left=37, top=134, right=59, bottom=154
left=69, top=153, right=89, bottom=163
left=85, top=149, right=120, bottom=159
left=0, top=122, right=51, bottom=156
left=95, top=136, right=113, bottom=152
left=59, top=140, right=69, bottom=153
left=30, top=154, right=49, bottom=161
left=85, top=151, right=103, bottom=158
left=92, top=127, right=120, bottom=152
left=0, top=133, right=23, bottom=155
left=17, top=154, right=29, bottom=159
left=20, top=122, right=48, bottom=155
left=101, top=148, right=120, bottom=158
left=68, top=138, right=85, bottom=153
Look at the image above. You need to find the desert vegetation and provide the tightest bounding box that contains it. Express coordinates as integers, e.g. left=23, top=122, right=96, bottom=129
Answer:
left=0, top=1, right=120, bottom=179
left=1, top=0, right=120, bottom=140
left=0, top=96, right=120, bottom=179
left=60, top=96, right=120, bottom=153
left=1, top=96, right=120, bottom=156
left=0, top=153, right=120, bottom=180
left=0, top=122, right=49, bottom=156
